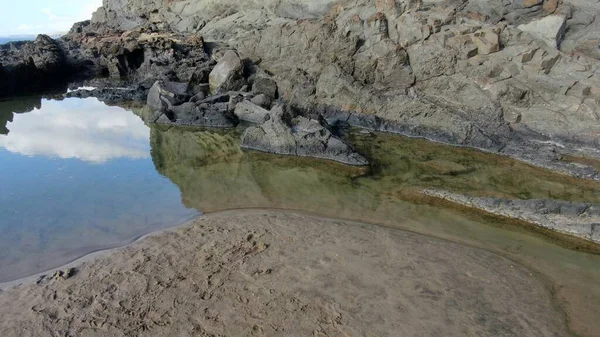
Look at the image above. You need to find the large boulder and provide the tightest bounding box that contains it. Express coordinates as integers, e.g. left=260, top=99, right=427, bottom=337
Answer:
left=208, top=50, right=245, bottom=94
left=241, top=105, right=368, bottom=166
left=518, top=15, right=567, bottom=49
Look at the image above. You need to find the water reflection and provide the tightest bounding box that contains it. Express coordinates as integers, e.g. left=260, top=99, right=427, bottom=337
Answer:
left=0, top=96, right=42, bottom=135
left=0, top=98, right=197, bottom=283
left=1, top=97, right=599, bottom=335
left=149, top=125, right=600, bottom=336
left=0, top=98, right=149, bottom=163
left=150, top=125, right=600, bottom=213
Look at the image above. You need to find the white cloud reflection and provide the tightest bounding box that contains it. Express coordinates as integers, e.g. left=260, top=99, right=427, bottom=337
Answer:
left=0, top=98, right=150, bottom=163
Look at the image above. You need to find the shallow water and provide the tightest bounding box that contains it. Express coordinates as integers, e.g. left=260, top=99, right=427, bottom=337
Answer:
left=0, top=97, right=198, bottom=282
left=1, top=96, right=599, bottom=336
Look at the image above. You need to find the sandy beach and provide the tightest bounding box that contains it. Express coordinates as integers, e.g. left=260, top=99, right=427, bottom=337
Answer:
left=0, top=210, right=571, bottom=337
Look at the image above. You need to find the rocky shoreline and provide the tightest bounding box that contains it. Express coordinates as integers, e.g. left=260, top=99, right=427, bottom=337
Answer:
left=1, top=0, right=600, bottom=173
left=2, top=2, right=600, bottom=249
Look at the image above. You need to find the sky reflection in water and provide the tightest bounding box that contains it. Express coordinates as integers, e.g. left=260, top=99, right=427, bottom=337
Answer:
left=0, top=98, right=149, bottom=163
left=0, top=97, right=198, bottom=283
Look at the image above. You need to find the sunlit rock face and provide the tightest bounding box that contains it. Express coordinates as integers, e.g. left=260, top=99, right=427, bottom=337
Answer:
left=0, top=97, right=149, bottom=163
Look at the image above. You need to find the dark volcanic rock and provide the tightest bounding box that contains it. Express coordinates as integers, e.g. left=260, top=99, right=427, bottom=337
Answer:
left=0, top=35, right=69, bottom=98
left=241, top=104, right=368, bottom=166
left=156, top=100, right=238, bottom=128
left=59, top=26, right=210, bottom=84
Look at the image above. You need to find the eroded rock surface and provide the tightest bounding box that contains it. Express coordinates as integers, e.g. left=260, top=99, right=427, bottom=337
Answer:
left=424, top=189, right=600, bottom=244
left=2, top=0, right=600, bottom=175
left=0, top=35, right=69, bottom=97
left=242, top=105, right=369, bottom=165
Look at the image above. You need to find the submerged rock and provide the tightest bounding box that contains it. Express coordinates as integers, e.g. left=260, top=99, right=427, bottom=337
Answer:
left=241, top=105, right=368, bottom=166
left=423, top=189, right=600, bottom=244
left=155, top=99, right=238, bottom=128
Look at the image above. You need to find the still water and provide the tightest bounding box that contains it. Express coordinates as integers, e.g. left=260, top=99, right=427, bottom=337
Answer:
left=1, top=95, right=599, bottom=335
left=0, top=97, right=198, bottom=283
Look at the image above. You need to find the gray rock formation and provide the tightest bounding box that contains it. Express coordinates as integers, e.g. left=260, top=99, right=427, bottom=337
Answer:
left=241, top=104, right=369, bottom=166
left=518, top=15, right=567, bottom=48
left=208, top=50, right=245, bottom=94
left=423, top=189, right=600, bottom=244
left=234, top=101, right=270, bottom=124
left=0, top=35, right=69, bottom=97
left=3, top=0, right=600, bottom=177
left=147, top=80, right=191, bottom=111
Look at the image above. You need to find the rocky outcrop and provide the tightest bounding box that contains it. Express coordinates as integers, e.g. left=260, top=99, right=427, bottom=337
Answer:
left=518, top=15, right=567, bottom=48
left=0, top=35, right=69, bottom=98
left=423, top=189, right=600, bottom=244
left=59, top=26, right=210, bottom=83
left=241, top=104, right=369, bottom=166
left=208, top=50, right=245, bottom=94
left=2, top=0, right=600, bottom=175
left=147, top=80, right=191, bottom=111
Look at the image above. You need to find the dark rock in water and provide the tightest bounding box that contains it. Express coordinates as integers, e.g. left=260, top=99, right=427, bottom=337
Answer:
left=0, top=35, right=69, bottom=98
left=157, top=100, right=238, bottom=128
left=147, top=80, right=191, bottom=111
left=241, top=104, right=368, bottom=166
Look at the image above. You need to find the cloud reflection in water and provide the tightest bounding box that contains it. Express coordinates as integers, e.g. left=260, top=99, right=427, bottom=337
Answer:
left=0, top=98, right=150, bottom=163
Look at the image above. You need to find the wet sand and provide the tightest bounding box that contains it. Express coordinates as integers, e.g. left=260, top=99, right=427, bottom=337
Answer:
left=0, top=210, right=571, bottom=337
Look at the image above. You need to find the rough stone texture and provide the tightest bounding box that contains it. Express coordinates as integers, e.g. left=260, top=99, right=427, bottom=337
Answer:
left=250, top=93, right=272, bottom=108
left=57, top=26, right=210, bottom=84
left=471, top=29, right=500, bottom=55
left=3, top=0, right=600, bottom=178
left=424, top=189, right=600, bottom=244
left=518, top=15, right=567, bottom=49
left=161, top=101, right=238, bottom=128
left=147, top=80, right=191, bottom=111
left=208, top=50, right=245, bottom=94
left=252, top=76, right=278, bottom=99
left=0, top=35, right=69, bottom=98
left=242, top=105, right=368, bottom=165
left=234, top=100, right=270, bottom=124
